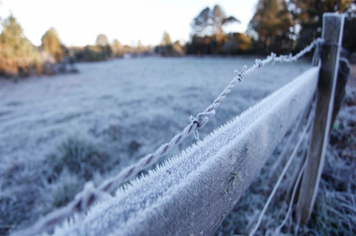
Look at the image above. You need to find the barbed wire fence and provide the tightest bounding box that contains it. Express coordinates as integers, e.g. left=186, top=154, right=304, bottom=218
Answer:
left=12, top=38, right=324, bottom=236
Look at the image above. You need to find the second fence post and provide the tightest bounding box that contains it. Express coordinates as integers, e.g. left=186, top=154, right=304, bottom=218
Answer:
left=296, top=13, right=345, bottom=223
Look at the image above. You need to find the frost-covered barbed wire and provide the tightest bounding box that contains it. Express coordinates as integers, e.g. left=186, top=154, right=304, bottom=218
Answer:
left=242, top=38, right=323, bottom=77
left=11, top=38, right=322, bottom=236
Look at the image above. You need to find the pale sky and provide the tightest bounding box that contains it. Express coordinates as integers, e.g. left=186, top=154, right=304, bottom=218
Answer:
left=0, top=0, right=258, bottom=47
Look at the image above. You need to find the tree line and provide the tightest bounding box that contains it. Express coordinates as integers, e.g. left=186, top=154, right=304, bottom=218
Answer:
left=0, top=15, right=156, bottom=78
left=0, top=15, right=78, bottom=78
left=0, top=0, right=355, bottom=78
left=187, top=0, right=355, bottom=55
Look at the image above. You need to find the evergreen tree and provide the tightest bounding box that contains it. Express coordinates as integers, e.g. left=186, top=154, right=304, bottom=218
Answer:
left=191, top=5, right=240, bottom=37
left=41, top=28, right=64, bottom=62
left=112, top=39, right=122, bottom=49
left=111, top=39, right=123, bottom=56
left=96, top=34, right=109, bottom=46
left=248, top=0, right=292, bottom=53
left=161, top=32, right=172, bottom=45
left=289, top=0, right=351, bottom=50
left=212, top=5, right=227, bottom=35
left=191, top=7, right=211, bottom=37
left=0, top=14, right=33, bottom=58
left=0, top=14, right=41, bottom=75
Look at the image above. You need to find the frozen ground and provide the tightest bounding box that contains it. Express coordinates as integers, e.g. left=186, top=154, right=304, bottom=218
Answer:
left=0, top=58, right=310, bottom=167
left=0, top=57, right=310, bottom=234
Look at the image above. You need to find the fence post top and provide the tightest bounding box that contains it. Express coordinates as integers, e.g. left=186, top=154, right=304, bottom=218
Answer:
left=322, top=13, right=346, bottom=44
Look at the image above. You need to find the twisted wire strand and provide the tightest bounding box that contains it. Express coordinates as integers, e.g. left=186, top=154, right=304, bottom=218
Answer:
left=12, top=38, right=322, bottom=236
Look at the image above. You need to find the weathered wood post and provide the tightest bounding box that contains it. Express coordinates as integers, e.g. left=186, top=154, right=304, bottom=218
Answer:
left=296, top=13, right=345, bottom=223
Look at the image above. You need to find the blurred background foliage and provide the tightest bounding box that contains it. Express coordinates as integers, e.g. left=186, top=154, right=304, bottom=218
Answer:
left=248, top=0, right=292, bottom=54
left=0, top=0, right=355, bottom=78
left=41, top=28, right=64, bottom=63
left=0, top=14, right=42, bottom=77
left=187, top=0, right=355, bottom=55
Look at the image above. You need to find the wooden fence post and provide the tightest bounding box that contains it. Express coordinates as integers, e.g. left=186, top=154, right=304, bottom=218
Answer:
left=296, top=13, right=345, bottom=223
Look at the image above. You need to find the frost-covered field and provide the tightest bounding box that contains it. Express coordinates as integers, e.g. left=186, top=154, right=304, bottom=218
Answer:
left=0, top=58, right=310, bottom=166
left=0, top=57, right=311, bottom=234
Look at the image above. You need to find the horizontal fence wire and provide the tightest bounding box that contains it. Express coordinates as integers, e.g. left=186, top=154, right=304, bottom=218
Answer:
left=249, top=101, right=315, bottom=236
left=273, top=101, right=317, bottom=236
left=11, top=38, right=323, bottom=236
left=272, top=151, right=310, bottom=236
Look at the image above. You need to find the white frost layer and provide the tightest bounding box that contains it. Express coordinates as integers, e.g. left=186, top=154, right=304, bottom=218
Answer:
left=52, top=67, right=320, bottom=236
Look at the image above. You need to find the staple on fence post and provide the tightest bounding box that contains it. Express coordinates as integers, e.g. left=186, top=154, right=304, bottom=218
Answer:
left=296, top=13, right=345, bottom=224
